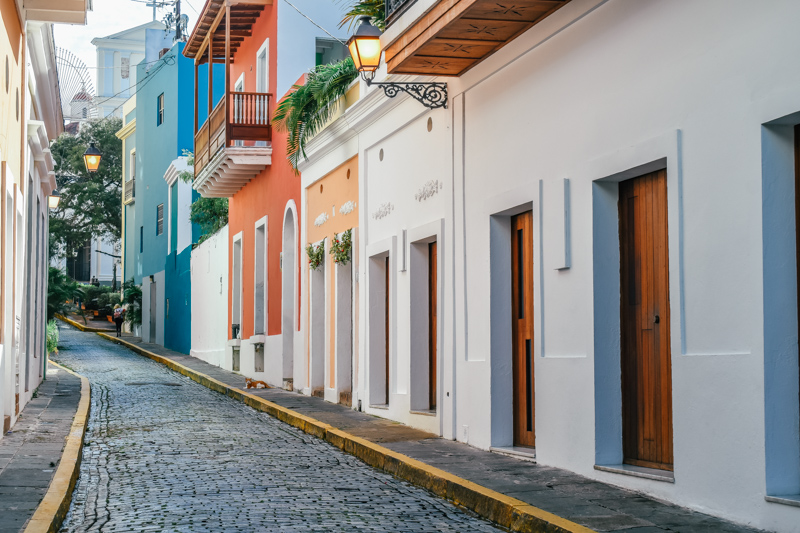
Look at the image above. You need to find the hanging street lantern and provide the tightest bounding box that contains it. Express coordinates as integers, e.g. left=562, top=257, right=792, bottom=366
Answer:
left=47, top=189, right=61, bottom=209
left=83, top=142, right=102, bottom=173
left=346, top=16, right=383, bottom=82
left=346, top=17, right=447, bottom=109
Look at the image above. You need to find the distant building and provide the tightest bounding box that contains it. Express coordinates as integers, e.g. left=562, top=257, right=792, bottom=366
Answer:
left=91, top=21, right=167, bottom=119
left=118, top=34, right=223, bottom=352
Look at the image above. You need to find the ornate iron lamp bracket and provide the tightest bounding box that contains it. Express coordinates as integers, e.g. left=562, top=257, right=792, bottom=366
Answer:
left=366, top=80, right=448, bottom=109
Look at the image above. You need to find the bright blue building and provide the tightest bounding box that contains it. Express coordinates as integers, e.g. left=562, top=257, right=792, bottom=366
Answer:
left=121, top=37, right=223, bottom=353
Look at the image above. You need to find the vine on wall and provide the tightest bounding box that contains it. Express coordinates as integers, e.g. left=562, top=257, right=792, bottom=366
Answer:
left=330, top=229, right=352, bottom=266
left=307, top=239, right=326, bottom=271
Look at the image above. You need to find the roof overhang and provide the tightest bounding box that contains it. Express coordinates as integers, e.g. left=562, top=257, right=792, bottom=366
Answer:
left=184, top=0, right=272, bottom=63
left=164, top=156, right=192, bottom=187
left=23, top=0, right=89, bottom=25
left=384, top=0, right=571, bottom=76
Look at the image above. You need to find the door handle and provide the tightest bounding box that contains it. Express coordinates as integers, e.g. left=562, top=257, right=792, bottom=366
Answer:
left=653, top=315, right=660, bottom=324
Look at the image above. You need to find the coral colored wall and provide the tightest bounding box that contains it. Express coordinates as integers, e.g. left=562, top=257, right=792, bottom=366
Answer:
left=305, top=157, right=358, bottom=388
left=227, top=5, right=301, bottom=339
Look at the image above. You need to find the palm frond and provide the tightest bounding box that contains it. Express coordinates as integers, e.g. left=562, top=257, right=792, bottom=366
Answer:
left=272, top=58, right=359, bottom=172
left=338, top=0, right=385, bottom=31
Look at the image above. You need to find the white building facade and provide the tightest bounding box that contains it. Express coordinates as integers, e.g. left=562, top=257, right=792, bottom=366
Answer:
left=295, top=0, right=800, bottom=530
left=2, top=0, right=89, bottom=437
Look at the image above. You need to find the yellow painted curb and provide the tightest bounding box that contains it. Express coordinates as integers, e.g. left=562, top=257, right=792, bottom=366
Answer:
left=55, top=313, right=110, bottom=333
left=96, top=333, right=594, bottom=533
left=24, top=361, right=91, bottom=533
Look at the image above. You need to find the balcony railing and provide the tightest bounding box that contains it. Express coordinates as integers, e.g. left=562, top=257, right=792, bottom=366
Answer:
left=386, top=0, right=415, bottom=26
left=123, top=178, right=135, bottom=203
left=194, top=91, right=273, bottom=179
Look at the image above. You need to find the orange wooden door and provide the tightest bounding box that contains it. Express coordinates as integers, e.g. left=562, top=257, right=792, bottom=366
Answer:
left=619, top=170, right=673, bottom=471
left=429, top=242, right=438, bottom=411
left=511, top=211, right=534, bottom=448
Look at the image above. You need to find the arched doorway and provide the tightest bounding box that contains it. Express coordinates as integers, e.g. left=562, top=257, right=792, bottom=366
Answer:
left=281, top=204, right=297, bottom=389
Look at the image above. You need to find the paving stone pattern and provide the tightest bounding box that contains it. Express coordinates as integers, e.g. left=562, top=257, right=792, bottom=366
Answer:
left=118, top=335, right=770, bottom=533
left=0, top=365, right=81, bottom=533
left=53, top=326, right=503, bottom=533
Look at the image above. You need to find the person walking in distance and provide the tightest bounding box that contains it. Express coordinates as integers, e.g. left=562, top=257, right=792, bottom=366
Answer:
left=113, top=304, right=125, bottom=337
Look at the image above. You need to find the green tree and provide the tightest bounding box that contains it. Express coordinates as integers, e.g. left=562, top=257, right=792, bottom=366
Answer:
left=122, top=278, right=142, bottom=329
left=178, top=151, right=229, bottom=244
left=47, top=267, right=82, bottom=320
left=273, top=58, right=358, bottom=169
left=49, top=118, right=123, bottom=261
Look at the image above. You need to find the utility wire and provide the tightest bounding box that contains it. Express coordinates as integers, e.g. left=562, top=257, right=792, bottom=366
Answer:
left=281, top=0, right=346, bottom=45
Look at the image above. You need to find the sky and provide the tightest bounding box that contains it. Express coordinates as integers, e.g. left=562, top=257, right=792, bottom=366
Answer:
left=53, top=0, right=203, bottom=75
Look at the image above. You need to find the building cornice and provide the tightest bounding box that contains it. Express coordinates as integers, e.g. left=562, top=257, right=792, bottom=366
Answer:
left=115, top=118, right=136, bottom=140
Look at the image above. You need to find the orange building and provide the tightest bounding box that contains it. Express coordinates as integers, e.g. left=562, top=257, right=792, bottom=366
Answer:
left=184, top=0, right=347, bottom=388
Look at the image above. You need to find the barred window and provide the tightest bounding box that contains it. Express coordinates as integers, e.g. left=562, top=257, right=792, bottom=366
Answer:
left=156, top=204, right=164, bottom=235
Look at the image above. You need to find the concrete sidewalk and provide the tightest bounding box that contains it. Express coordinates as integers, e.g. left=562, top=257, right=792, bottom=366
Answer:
left=0, top=364, right=81, bottom=532
left=108, top=334, right=764, bottom=533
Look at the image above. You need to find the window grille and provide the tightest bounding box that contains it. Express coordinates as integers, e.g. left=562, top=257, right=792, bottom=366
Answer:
left=156, top=204, right=164, bottom=235
left=157, top=93, right=164, bottom=126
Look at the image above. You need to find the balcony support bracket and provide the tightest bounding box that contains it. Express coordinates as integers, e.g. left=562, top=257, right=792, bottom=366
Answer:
left=366, top=79, right=447, bottom=109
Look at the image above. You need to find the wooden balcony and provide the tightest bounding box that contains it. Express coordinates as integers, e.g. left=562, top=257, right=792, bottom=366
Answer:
left=384, top=0, right=572, bottom=77
left=193, top=91, right=273, bottom=198
left=184, top=0, right=274, bottom=198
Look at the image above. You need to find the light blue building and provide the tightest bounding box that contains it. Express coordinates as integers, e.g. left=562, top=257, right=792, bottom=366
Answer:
left=121, top=35, right=223, bottom=353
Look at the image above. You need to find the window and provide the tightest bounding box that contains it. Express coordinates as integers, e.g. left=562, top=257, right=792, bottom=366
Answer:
left=140, top=226, right=143, bottom=252
left=256, top=39, right=269, bottom=93
left=121, top=57, right=130, bottom=80
left=156, top=203, right=164, bottom=235
left=157, top=93, right=164, bottom=126
left=254, top=221, right=266, bottom=334
left=170, top=183, right=178, bottom=253
left=129, top=150, right=136, bottom=182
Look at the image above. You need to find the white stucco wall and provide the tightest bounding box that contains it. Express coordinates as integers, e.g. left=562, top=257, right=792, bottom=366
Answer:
left=190, top=225, right=228, bottom=367
left=297, top=0, right=800, bottom=530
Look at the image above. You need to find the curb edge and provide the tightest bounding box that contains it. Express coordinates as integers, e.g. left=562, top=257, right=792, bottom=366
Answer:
left=55, top=314, right=110, bottom=333
left=96, top=332, right=594, bottom=533
left=23, top=361, right=91, bottom=533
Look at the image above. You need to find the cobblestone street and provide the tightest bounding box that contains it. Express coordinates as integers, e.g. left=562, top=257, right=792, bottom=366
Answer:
left=53, top=326, right=503, bottom=532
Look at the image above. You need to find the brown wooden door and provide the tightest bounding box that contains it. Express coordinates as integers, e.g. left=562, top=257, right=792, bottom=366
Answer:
left=511, top=211, right=534, bottom=447
left=619, top=170, right=673, bottom=471
left=385, top=256, right=390, bottom=405
left=429, top=242, right=438, bottom=411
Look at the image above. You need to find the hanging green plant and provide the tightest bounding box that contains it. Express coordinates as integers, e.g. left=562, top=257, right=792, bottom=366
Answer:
left=330, top=229, right=352, bottom=266
left=307, top=239, right=326, bottom=271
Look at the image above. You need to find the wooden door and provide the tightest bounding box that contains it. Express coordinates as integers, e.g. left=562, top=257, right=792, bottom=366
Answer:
left=511, top=211, right=534, bottom=447
left=429, top=242, right=438, bottom=411
left=619, top=170, right=673, bottom=471
left=384, top=256, right=390, bottom=405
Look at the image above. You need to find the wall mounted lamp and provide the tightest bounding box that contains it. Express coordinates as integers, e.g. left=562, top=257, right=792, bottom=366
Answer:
left=47, top=189, right=60, bottom=209
left=347, top=17, right=447, bottom=109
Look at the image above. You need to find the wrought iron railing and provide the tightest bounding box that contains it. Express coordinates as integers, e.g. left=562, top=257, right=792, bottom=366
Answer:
left=123, top=178, right=135, bottom=203
left=386, top=0, right=416, bottom=25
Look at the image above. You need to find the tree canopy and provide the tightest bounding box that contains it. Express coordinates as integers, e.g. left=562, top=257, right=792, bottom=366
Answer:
left=49, top=118, right=123, bottom=260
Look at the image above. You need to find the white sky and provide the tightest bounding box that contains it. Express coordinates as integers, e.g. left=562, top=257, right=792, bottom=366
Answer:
left=53, top=0, right=202, bottom=76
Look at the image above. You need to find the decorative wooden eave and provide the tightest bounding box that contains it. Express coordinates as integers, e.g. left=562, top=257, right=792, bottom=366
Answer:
left=384, top=0, right=571, bottom=77
left=183, top=0, right=272, bottom=63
